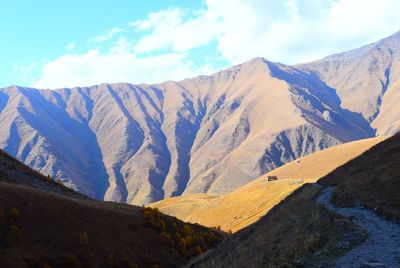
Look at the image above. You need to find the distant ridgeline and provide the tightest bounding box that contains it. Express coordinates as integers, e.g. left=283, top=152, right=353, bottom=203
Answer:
left=0, top=31, right=399, bottom=205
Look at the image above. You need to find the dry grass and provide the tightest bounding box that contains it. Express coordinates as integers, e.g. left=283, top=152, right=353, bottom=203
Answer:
left=188, top=184, right=364, bottom=267
left=186, top=135, right=398, bottom=267
left=0, top=149, right=226, bottom=268
left=152, top=137, right=384, bottom=232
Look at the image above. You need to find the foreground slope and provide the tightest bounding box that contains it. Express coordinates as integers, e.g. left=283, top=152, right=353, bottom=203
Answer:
left=0, top=57, right=373, bottom=205
left=0, top=150, right=85, bottom=200
left=188, top=133, right=400, bottom=267
left=0, top=150, right=224, bottom=268
left=188, top=184, right=364, bottom=267
left=151, top=137, right=384, bottom=232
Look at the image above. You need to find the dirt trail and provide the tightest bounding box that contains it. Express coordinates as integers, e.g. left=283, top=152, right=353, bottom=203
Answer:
left=317, top=186, right=400, bottom=267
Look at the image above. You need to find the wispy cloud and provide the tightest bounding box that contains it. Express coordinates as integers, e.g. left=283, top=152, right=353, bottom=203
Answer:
left=65, top=42, right=75, bottom=51
left=13, top=61, right=38, bottom=85
left=89, top=27, right=124, bottom=43
left=33, top=50, right=215, bottom=89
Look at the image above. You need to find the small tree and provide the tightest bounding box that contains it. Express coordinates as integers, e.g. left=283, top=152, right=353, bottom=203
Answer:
left=80, top=232, right=89, bottom=247
left=178, top=238, right=187, bottom=257
left=194, top=245, right=203, bottom=256
left=183, top=224, right=192, bottom=236
left=10, top=208, right=20, bottom=220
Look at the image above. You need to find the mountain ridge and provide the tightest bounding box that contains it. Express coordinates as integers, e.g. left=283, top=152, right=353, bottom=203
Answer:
left=0, top=31, right=399, bottom=205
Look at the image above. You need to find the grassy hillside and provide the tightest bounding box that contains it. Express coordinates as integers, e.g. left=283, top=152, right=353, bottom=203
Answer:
left=187, top=134, right=400, bottom=267
left=320, top=133, right=400, bottom=221
left=187, top=184, right=365, bottom=267
left=0, top=150, right=225, bottom=268
left=152, top=137, right=384, bottom=232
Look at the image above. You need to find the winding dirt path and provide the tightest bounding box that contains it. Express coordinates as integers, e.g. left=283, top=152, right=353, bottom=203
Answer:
left=317, top=186, right=400, bottom=268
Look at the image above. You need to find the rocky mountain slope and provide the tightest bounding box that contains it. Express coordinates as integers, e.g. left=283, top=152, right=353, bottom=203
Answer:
left=299, top=30, right=400, bottom=135
left=151, top=136, right=384, bottom=232
left=0, top=149, right=225, bottom=267
left=1, top=31, right=399, bottom=205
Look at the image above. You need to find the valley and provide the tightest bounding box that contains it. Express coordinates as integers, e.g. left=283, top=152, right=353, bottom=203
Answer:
left=1, top=31, right=399, bottom=206
left=2, top=2, right=400, bottom=267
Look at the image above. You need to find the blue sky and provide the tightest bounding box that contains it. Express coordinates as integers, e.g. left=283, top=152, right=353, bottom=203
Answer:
left=1, top=0, right=400, bottom=89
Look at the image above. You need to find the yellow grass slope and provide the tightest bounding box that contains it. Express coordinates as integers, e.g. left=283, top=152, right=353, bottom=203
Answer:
left=151, top=137, right=385, bottom=232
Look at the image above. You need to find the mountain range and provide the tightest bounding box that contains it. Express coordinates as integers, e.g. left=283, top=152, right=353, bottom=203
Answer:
left=0, top=31, right=399, bottom=205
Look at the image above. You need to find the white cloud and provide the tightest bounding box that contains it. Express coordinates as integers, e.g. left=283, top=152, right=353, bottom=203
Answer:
left=109, top=37, right=132, bottom=54
left=33, top=50, right=215, bottom=89
left=29, top=0, right=400, bottom=89
left=131, top=0, right=400, bottom=64
left=89, top=27, right=124, bottom=43
left=132, top=7, right=222, bottom=53
left=65, top=42, right=75, bottom=51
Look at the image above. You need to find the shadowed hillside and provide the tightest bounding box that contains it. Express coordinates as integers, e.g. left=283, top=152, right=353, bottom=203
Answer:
left=187, top=185, right=364, bottom=267
left=0, top=149, right=225, bottom=268
left=320, top=133, right=400, bottom=220
left=0, top=149, right=86, bottom=199
left=187, top=134, right=400, bottom=267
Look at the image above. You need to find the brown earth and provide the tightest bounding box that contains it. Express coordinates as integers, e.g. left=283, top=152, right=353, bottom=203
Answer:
left=0, top=150, right=225, bottom=268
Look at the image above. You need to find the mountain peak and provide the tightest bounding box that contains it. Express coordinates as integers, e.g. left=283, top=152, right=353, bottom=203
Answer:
left=246, top=56, right=267, bottom=63
left=391, top=29, right=400, bottom=38
left=242, top=57, right=283, bottom=67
